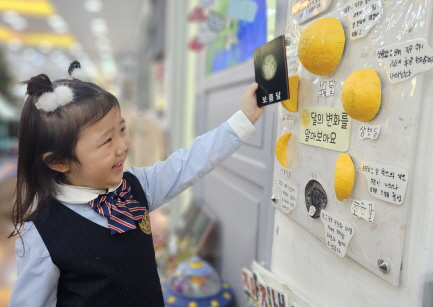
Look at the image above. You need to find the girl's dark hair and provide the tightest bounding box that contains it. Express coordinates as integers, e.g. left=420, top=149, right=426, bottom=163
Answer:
left=10, top=64, right=120, bottom=237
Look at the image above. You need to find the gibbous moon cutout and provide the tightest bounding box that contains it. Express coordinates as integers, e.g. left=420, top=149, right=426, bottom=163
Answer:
left=298, top=17, right=345, bottom=76
left=281, top=75, right=299, bottom=112
left=334, top=153, right=355, bottom=201
left=342, top=68, right=381, bottom=122
left=275, top=133, right=292, bottom=168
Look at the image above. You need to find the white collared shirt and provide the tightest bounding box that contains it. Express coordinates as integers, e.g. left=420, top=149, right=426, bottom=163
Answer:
left=55, top=181, right=121, bottom=204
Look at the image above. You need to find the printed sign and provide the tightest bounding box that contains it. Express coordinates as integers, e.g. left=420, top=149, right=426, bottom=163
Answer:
left=241, top=268, right=254, bottom=304
left=321, top=210, right=355, bottom=258
left=266, top=286, right=273, bottom=307
left=279, top=167, right=290, bottom=179
left=277, top=179, right=297, bottom=213
left=291, top=0, right=333, bottom=25
left=376, top=38, right=433, bottom=84
left=299, top=107, right=352, bottom=152
left=282, top=113, right=296, bottom=127
left=268, top=286, right=287, bottom=307
left=359, top=124, right=380, bottom=139
left=257, top=282, right=268, bottom=307
left=361, top=161, right=408, bottom=205
left=242, top=268, right=260, bottom=305
left=286, top=48, right=300, bottom=76
left=318, top=78, right=337, bottom=98
left=343, top=0, right=382, bottom=40
left=351, top=200, right=375, bottom=223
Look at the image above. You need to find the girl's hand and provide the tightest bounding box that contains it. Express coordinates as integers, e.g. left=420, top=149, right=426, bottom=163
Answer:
left=241, top=82, right=264, bottom=124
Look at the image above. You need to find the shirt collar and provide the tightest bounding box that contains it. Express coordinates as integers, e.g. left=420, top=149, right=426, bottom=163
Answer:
left=55, top=181, right=122, bottom=204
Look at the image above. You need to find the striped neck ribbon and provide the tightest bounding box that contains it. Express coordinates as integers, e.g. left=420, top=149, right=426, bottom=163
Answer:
left=89, top=179, right=146, bottom=235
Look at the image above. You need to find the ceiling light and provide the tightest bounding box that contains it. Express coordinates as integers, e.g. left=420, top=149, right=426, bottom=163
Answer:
left=32, top=53, right=46, bottom=67
left=53, top=25, right=68, bottom=34
left=90, top=18, right=108, bottom=36
left=10, top=18, right=27, bottom=31
left=7, top=38, right=22, bottom=52
left=22, top=48, right=37, bottom=62
left=52, top=54, right=74, bottom=71
left=96, top=36, right=111, bottom=45
left=59, top=61, right=70, bottom=71
left=84, top=0, right=103, bottom=13
left=3, top=10, right=27, bottom=31
left=101, top=56, right=117, bottom=79
left=98, top=45, right=113, bottom=54
left=38, top=40, right=53, bottom=54
left=49, top=49, right=63, bottom=60
left=78, top=54, right=91, bottom=64
left=50, top=50, right=66, bottom=64
left=69, top=43, right=84, bottom=56
left=47, top=15, right=68, bottom=34
left=2, top=10, right=19, bottom=24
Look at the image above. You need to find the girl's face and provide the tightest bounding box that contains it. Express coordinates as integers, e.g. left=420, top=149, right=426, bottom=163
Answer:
left=64, top=107, right=130, bottom=189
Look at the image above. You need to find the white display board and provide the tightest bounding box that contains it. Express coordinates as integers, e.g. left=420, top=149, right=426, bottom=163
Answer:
left=272, top=0, right=432, bottom=286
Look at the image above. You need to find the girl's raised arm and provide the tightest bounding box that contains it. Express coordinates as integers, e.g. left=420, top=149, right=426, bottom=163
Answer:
left=127, top=83, right=262, bottom=211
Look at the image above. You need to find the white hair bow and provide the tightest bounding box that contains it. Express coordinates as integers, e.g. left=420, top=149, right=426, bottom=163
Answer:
left=70, top=67, right=90, bottom=81
left=35, top=85, right=74, bottom=112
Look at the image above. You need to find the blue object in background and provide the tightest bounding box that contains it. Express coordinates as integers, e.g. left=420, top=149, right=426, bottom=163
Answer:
left=206, top=0, right=267, bottom=74
left=162, top=256, right=234, bottom=307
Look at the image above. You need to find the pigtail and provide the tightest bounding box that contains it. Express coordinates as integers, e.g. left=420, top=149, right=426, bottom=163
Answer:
left=20, top=74, right=54, bottom=97
left=68, top=60, right=90, bottom=81
left=20, top=73, right=74, bottom=112
left=11, top=74, right=58, bottom=238
left=68, top=60, right=81, bottom=76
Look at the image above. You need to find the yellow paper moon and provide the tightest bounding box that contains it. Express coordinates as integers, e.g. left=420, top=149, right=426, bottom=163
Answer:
left=281, top=75, right=299, bottom=112
left=334, top=153, right=355, bottom=201
left=298, top=17, right=345, bottom=76
left=276, top=133, right=292, bottom=168
left=342, top=68, right=381, bottom=122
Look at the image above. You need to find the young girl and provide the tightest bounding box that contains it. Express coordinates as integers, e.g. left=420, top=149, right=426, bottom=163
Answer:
left=8, top=61, right=262, bottom=307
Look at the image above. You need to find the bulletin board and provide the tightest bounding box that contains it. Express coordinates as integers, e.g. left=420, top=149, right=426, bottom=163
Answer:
left=271, top=0, right=432, bottom=286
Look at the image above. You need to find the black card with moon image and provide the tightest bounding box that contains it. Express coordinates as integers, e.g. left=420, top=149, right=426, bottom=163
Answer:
left=253, top=35, right=289, bottom=107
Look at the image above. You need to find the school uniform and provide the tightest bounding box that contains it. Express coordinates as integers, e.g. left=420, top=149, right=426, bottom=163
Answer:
left=9, top=111, right=257, bottom=307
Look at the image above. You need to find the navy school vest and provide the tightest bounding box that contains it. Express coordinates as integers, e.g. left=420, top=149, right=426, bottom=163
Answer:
left=33, top=172, right=164, bottom=307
